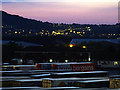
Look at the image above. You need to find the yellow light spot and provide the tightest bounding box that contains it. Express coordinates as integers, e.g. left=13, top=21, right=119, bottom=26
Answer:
left=83, top=32, right=85, bottom=34
left=13, top=66, right=16, bottom=70
left=52, top=31, right=56, bottom=34
left=69, top=44, right=74, bottom=48
left=49, top=59, right=53, bottom=63
left=15, top=31, right=17, bottom=34
left=83, top=46, right=87, bottom=49
left=29, top=32, right=31, bottom=34
left=73, top=31, right=76, bottom=33
left=114, top=61, right=118, bottom=65
left=70, top=30, right=72, bottom=32
left=45, top=33, right=48, bottom=35
left=57, top=32, right=61, bottom=35
left=65, top=32, right=68, bottom=35
left=77, top=32, right=80, bottom=34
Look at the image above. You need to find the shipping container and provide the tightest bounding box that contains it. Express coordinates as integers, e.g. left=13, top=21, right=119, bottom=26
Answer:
left=50, top=71, right=108, bottom=78
left=54, top=63, right=95, bottom=72
left=36, top=62, right=95, bottom=72
left=13, top=79, right=42, bottom=87
left=74, top=79, right=109, bottom=88
left=42, top=77, right=108, bottom=88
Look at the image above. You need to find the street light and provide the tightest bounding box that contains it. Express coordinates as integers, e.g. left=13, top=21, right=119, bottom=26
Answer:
left=69, top=44, right=74, bottom=48
left=88, top=57, right=91, bottom=61
left=82, top=46, right=87, bottom=49
left=20, top=59, right=23, bottom=63
left=49, top=59, right=53, bottom=63
left=114, top=61, right=118, bottom=65
left=65, top=60, right=68, bottom=63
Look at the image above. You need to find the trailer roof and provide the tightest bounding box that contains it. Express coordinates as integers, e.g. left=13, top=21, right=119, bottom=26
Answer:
left=31, top=74, right=51, bottom=77
left=0, top=76, right=30, bottom=79
left=37, top=62, right=93, bottom=64
left=42, top=77, right=108, bottom=81
left=77, top=79, right=109, bottom=83
left=2, top=65, right=35, bottom=67
left=15, top=79, right=42, bottom=82
left=0, top=70, right=23, bottom=73
left=52, top=71, right=108, bottom=75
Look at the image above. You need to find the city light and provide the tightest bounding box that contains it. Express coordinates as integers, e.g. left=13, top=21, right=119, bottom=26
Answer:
left=13, top=66, right=16, bottom=70
left=15, top=31, right=17, bottom=34
left=29, top=32, right=31, bottom=34
left=83, top=46, right=87, bottom=49
left=69, top=44, right=74, bottom=48
left=114, top=61, right=118, bottom=65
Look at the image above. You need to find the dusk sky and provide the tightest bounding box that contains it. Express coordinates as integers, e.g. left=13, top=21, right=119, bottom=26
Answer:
left=2, top=0, right=119, bottom=24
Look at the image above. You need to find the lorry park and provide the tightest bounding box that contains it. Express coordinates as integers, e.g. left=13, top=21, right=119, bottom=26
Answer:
left=2, top=2, right=120, bottom=90
left=1, top=62, right=120, bottom=90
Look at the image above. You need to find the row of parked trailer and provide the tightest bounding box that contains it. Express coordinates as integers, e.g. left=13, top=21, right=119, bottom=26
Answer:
left=2, top=62, right=95, bottom=71
left=1, top=62, right=120, bottom=89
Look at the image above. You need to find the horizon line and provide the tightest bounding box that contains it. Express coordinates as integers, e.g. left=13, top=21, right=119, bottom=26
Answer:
left=2, top=10, right=119, bottom=25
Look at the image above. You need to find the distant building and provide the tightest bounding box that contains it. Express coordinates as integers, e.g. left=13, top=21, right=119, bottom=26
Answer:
left=15, top=46, right=90, bottom=63
left=70, top=39, right=120, bottom=45
left=96, top=60, right=120, bottom=68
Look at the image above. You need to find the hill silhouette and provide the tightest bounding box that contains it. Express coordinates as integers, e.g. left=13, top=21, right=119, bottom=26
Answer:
left=2, top=11, right=53, bottom=32
left=1, top=11, right=120, bottom=39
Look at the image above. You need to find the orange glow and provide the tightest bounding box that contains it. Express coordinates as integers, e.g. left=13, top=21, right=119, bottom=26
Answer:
left=69, top=44, right=74, bottom=48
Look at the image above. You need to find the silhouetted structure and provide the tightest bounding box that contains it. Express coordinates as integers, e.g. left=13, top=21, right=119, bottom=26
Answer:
left=15, top=46, right=90, bottom=63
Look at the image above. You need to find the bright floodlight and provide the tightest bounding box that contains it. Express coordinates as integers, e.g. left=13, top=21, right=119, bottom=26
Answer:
left=65, top=60, right=68, bottom=63
left=83, top=46, right=87, bottom=49
left=49, top=59, right=53, bottom=63
left=69, top=44, right=73, bottom=48
left=88, top=57, right=91, bottom=61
